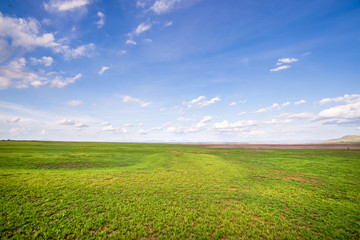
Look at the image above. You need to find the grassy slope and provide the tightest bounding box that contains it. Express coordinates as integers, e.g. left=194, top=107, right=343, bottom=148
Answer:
left=324, top=135, right=360, bottom=143
left=0, top=141, right=359, bottom=239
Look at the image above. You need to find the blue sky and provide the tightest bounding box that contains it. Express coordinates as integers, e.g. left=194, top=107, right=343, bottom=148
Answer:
left=0, top=0, right=359, bottom=142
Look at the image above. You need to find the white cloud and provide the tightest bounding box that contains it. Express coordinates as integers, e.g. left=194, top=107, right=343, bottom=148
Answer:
left=51, top=73, right=82, bottom=88
left=9, top=127, right=29, bottom=135
left=99, top=66, right=110, bottom=75
left=177, top=117, right=192, bottom=122
left=256, top=103, right=280, bottom=113
left=319, top=101, right=360, bottom=119
left=238, top=111, right=246, bottom=116
left=195, top=116, right=212, bottom=129
left=126, top=23, right=152, bottom=45
left=30, top=56, right=54, bottom=66
left=56, top=119, right=75, bottom=125
left=75, top=123, right=88, bottom=128
left=0, top=13, right=58, bottom=51
left=164, top=21, right=173, bottom=27
left=101, top=121, right=110, bottom=126
left=121, top=95, right=151, bottom=108
left=166, top=126, right=186, bottom=134
left=271, top=57, right=298, bottom=72
left=213, top=120, right=258, bottom=132
left=40, top=129, right=47, bottom=135
left=0, top=58, right=48, bottom=89
left=0, top=39, right=11, bottom=63
left=270, top=65, right=291, bottom=72
left=102, top=125, right=128, bottom=133
left=143, top=38, right=153, bottom=43
left=124, top=123, right=134, bottom=127
left=56, top=118, right=88, bottom=128
left=126, top=39, right=137, bottom=45
left=136, top=1, right=146, bottom=8
left=67, top=100, right=82, bottom=106
left=186, top=96, right=221, bottom=108
left=278, top=58, right=298, bottom=64
left=150, top=0, right=180, bottom=14
left=230, top=99, right=247, bottom=106
left=0, top=59, right=80, bottom=89
left=3, top=117, right=21, bottom=124
left=44, top=0, right=90, bottom=12
left=135, top=23, right=152, bottom=36
left=137, top=125, right=164, bottom=135
left=295, top=99, right=306, bottom=105
left=54, top=43, right=95, bottom=59
left=282, top=101, right=291, bottom=107
left=319, top=94, right=360, bottom=105
left=0, top=13, right=94, bottom=61
left=96, top=11, right=105, bottom=28
left=286, top=112, right=314, bottom=119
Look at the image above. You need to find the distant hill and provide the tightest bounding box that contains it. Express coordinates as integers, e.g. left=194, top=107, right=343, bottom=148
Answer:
left=323, top=135, right=360, bottom=143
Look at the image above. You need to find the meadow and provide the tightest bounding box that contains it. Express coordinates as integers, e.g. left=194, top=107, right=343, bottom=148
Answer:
left=0, top=141, right=359, bottom=239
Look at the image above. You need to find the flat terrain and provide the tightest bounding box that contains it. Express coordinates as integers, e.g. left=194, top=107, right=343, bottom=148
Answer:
left=1, top=141, right=359, bottom=239
left=195, top=143, right=360, bottom=150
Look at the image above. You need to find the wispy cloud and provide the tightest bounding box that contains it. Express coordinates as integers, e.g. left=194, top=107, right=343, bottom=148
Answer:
left=256, top=103, right=280, bottom=113
left=213, top=120, right=258, bottom=132
left=164, top=21, right=173, bottom=27
left=319, top=94, right=360, bottom=105
left=0, top=13, right=95, bottom=61
left=0, top=57, right=82, bottom=89
left=277, top=58, right=298, bottom=64
left=270, top=57, right=298, bottom=72
left=67, top=100, right=82, bottom=106
left=185, top=96, right=221, bottom=108
left=102, top=125, right=128, bottom=134
left=178, top=117, right=192, bottom=122
left=150, top=0, right=181, bottom=14
left=134, top=23, right=152, bottom=36
left=121, top=95, right=151, bottom=108
left=270, top=65, right=291, bottom=72
left=126, top=39, right=137, bottom=45
left=136, top=1, right=146, bottom=8
left=0, top=58, right=46, bottom=89
left=98, top=66, right=110, bottom=75
left=143, top=38, right=153, bottom=43
left=56, top=118, right=88, bottom=128
left=295, top=99, right=306, bottom=105
left=229, top=99, right=247, bottom=106
left=96, top=11, right=105, bottom=28
left=54, top=43, right=95, bottom=59
left=30, top=56, right=54, bottom=66
left=44, top=0, right=90, bottom=12
left=282, top=101, right=291, bottom=107
left=125, top=22, right=152, bottom=45
left=51, top=73, right=82, bottom=88
left=56, top=119, right=76, bottom=125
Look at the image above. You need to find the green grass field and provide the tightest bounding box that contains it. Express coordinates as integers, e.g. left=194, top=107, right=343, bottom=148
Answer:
left=1, top=141, right=359, bottom=239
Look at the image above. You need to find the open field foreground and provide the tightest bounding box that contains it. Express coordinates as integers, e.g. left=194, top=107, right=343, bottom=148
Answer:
left=1, top=141, right=359, bottom=239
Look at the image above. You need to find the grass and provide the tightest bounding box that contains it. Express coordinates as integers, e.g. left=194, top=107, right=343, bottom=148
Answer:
left=0, top=141, right=359, bottom=239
